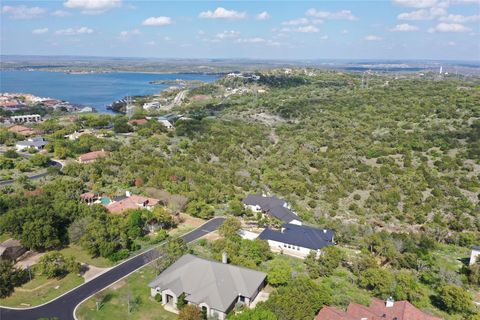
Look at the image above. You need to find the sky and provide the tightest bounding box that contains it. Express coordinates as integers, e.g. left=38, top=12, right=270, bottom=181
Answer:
left=1, top=0, right=479, bottom=61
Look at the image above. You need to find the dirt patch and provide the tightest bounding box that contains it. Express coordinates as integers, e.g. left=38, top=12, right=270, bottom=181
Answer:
left=201, top=231, right=221, bottom=241
left=81, top=264, right=111, bottom=282
left=15, top=251, right=45, bottom=269
left=110, top=280, right=126, bottom=291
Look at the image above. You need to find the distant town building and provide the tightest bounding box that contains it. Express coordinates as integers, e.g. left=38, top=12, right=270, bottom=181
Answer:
left=77, top=106, right=94, bottom=113
left=259, top=223, right=334, bottom=258
left=10, top=114, right=42, bottom=124
left=0, top=239, right=26, bottom=262
left=316, top=298, right=441, bottom=320
left=156, top=117, right=174, bottom=129
left=148, top=254, right=266, bottom=320
left=15, top=136, right=47, bottom=152
left=470, top=246, right=480, bottom=265
left=143, top=101, right=161, bottom=110
left=242, top=194, right=302, bottom=225
left=78, top=149, right=110, bottom=164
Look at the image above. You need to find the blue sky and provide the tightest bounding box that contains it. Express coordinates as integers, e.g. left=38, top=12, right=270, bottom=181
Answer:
left=1, top=0, right=479, bottom=60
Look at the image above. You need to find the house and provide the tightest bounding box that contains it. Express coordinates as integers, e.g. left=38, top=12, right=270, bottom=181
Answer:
left=148, top=254, right=266, bottom=320
left=105, top=192, right=160, bottom=214
left=242, top=194, right=302, bottom=225
left=9, top=125, right=43, bottom=137
left=78, top=150, right=110, bottom=164
left=258, top=223, right=334, bottom=258
left=10, top=114, right=42, bottom=124
left=143, top=101, right=161, bottom=110
left=316, top=298, right=442, bottom=320
left=64, top=129, right=95, bottom=141
left=470, top=246, right=480, bottom=265
left=80, top=192, right=100, bottom=204
left=157, top=117, right=174, bottom=129
left=15, top=137, right=47, bottom=152
left=0, top=239, right=26, bottom=262
left=128, top=119, right=148, bottom=125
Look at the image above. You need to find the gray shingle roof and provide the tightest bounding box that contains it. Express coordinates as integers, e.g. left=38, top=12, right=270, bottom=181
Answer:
left=259, top=223, right=334, bottom=250
left=242, top=195, right=300, bottom=223
left=16, top=137, right=47, bottom=148
left=148, top=254, right=266, bottom=313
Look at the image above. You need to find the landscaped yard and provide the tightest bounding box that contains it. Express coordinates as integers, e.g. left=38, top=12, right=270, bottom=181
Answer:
left=76, top=265, right=177, bottom=320
left=59, top=245, right=113, bottom=268
left=0, top=273, right=84, bottom=307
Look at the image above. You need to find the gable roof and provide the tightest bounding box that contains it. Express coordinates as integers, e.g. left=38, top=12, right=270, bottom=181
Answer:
left=16, top=137, right=47, bottom=148
left=148, top=254, right=266, bottom=313
left=259, top=223, right=334, bottom=250
left=242, top=195, right=300, bottom=223
left=106, top=195, right=159, bottom=214
left=78, top=150, right=109, bottom=162
left=317, top=299, right=442, bottom=320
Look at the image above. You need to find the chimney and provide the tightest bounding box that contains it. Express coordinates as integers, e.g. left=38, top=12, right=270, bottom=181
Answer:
left=125, top=190, right=131, bottom=197
left=386, top=297, right=394, bottom=308
left=222, top=252, right=228, bottom=264
left=323, top=229, right=327, bottom=234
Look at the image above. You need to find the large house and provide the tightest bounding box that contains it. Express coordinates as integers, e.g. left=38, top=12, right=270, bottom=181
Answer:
left=15, top=137, right=47, bottom=152
left=470, top=246, right=480, bottom=265
left=258, top=223, right=334, bottom=258
left=78, top=150, right=110, bottom=164
left=316, top=298, right=442, bottom=320
left=149, top=254, right=266, bottom=320
left=105, top=192, right=160, bottom=214
left=242, top=194, right=302, bottom=225
left=0, top=239, right=26, bottom=261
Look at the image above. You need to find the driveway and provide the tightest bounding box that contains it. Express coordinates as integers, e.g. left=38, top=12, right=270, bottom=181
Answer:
left=0, top=217, right=225, bottom=320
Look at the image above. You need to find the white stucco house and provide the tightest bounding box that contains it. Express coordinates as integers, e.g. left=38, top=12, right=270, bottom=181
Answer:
left=242, top=194, right=302, bottom=225
left=470, top=246, right=480, bottom=265
left=148, top=254, right=266, bottom=320
left=15, top=137, right=47, bottom=152
left=259, top=223, right=335, bottom=259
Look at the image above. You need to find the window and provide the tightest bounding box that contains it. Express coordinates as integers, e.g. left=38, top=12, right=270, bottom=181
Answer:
left=297, top=247, right=300, bottom=250
left=284, top=244, right=287, bottom=247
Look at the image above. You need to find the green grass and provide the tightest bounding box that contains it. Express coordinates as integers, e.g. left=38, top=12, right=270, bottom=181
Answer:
left=0, top=233, right=12, bottom=243
left=59, top=245, right=113, bottom=268
left=76, top=265, right=177, bottom=320
left=0, top=273, right=84, bottom=307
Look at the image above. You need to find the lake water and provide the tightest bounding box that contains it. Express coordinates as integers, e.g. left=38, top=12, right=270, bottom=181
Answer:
left=0, top=71, right=219, bottom=113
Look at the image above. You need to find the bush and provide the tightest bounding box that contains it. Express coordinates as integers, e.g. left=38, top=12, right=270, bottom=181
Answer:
left=107, top=249, right=130, bottom=262
left=38, top=252, right=80, bottom=278
left=154, top=293, right=162, bottom=302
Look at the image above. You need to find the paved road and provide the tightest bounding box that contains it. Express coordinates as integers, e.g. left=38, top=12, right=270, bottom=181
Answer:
left=0, top=151, right=62, bottom=186
left=0, top=217, right=226, bottom=320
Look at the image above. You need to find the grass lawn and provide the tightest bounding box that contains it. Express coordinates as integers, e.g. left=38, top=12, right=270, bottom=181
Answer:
left=0, top=273, right=84, bottom=307
left=59, top=245, right=113, bottom=268
left=76, top=265, right=177, bottom=320
left=0, top=232, right=12, bottom=243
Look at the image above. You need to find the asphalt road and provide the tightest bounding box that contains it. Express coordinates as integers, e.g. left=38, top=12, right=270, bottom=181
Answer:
left=0, top=150, right=62, bottom=186
left=0, top=217, right=226, bottom=320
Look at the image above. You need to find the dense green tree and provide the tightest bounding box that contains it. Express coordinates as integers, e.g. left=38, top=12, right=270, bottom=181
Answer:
left=0, top=261, right=29, bottom=298
left=358, top=268, right=395, bottom=298
left=38, top=251, right=80, bottom=278
left=263, top=276, right=332, bottom=320
left=218, top=217, right=241, bottom=239
left=437, top=284, right=473, bottom=314
left=267, top=259, right=292, bottom=287
left=228, top=308, right=277, bottom=320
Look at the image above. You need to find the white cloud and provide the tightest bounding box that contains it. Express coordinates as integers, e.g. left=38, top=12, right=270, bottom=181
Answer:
left=365, top=35, right=383, bottom=41
left=1, top=5, right=46, bottom=19
left=306, top=9, right=357, bottom=20
left=390, top=23, right=420, bottom=31
left=320, top=35, right=329, bottom=40
left=256, top=11, right=270, bottom=20
left=236, top=37, right=266, bottom=43
left=118, top=29, right=140, bottom=40
left=52, top=10, right=71, bottom=17
left=447, top=41, right=456, bottom=45
left=282, top=25, right=319, bottom=33
left=428, top=22, right=472, bottom=32
left=215, top=30, right=241, bottom=39
left=392, top=0, right=439, bottom=8
left=199, top=7, right=246, bottom=20
left=32, top=28, right=49, bottom=35
left=397, top=7, right=446, bottom=20
left=439, top=14, right=480, bottom=23
left=282, top=18, right=310, bottom=25
left=55, top=26, right=94, bottom=35
left=64, top=0, right=121, bottom=13
left=142, top=16, right=172, bottom=26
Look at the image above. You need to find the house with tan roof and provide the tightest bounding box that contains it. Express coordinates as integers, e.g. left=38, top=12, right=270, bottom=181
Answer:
left=78, top=149, right=110, bottom=164
left=105, top=192, right=160, bottom=214
left=0, top=239, right=26, bottom=262
left=316, top=298, right=442, bottom=320
left=148, top=254, right=266, bottom=320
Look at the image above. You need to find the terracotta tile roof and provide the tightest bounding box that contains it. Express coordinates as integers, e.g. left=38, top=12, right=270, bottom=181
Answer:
left=78, top=150, right=109, bottom=163
left=106, top=195, right=160, bottom=214
left=80, top=192, right=98, bottom=200
left=128, top=119, right=148, bottom=125
left=316, top=299, right=442, bottom=320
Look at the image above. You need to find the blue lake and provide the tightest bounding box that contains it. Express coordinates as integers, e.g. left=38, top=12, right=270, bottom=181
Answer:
left=0, top=71, right=219, bottom=113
